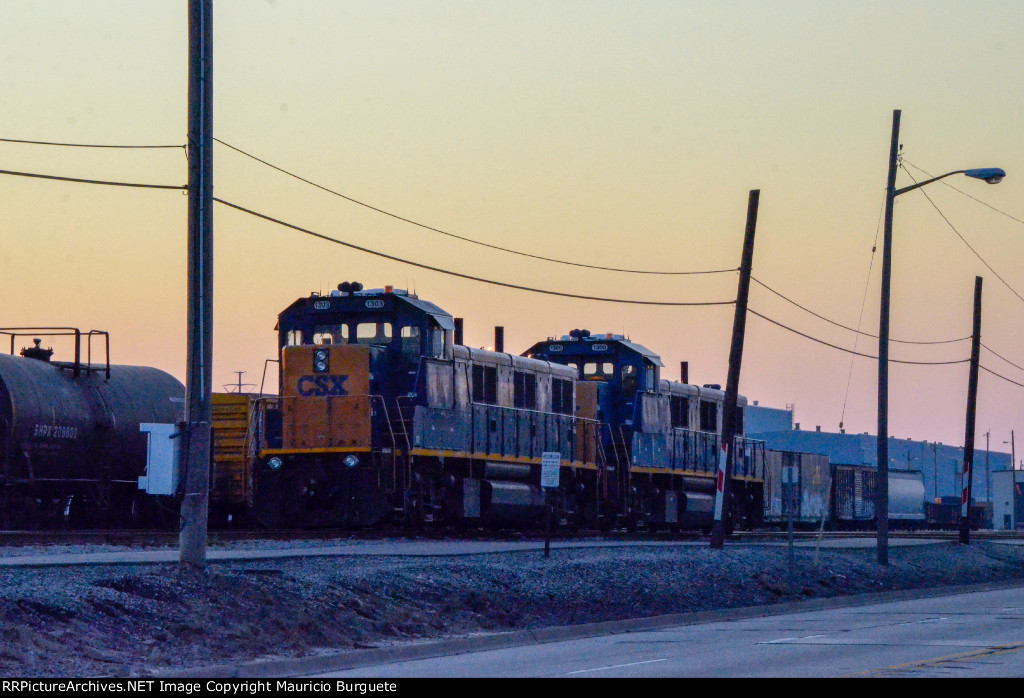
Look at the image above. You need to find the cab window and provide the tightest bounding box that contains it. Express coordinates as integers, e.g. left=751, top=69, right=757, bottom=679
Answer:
left=582, top=362, right=615, bottom=380
left=313, top=324, right=348, bottom=345
left=400, top=325, right=421, bottom=358
left=355, top=322, right=393, bottom=346
left=621, top=364, right=638, bottom=396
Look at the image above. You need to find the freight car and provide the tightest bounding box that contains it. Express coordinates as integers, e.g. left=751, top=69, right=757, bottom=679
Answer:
left=762, top=450, right=928, bottom=529
left=0, top=328, right=184, bottom=528
left=215, top=283, right=764, bottom=532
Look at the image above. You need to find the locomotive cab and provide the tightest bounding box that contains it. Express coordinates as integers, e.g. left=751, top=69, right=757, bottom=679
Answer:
left=525, top=330, right=763, bottom=532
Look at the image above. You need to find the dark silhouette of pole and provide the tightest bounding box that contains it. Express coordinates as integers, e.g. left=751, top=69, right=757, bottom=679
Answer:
left=710, top=189, right=759, bottom=549
left=960, top=276, right=983, bottom=544
left=454, top=317, right=464, bottom=346
left=876, top=109, right=901, bottom=566
left=494, top=326, right=504, bottom=353
left=180, top=0, right=213, bottom=566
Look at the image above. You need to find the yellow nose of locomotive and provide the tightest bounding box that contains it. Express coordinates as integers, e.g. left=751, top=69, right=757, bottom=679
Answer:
left=281, top=344, right=371, bottom=449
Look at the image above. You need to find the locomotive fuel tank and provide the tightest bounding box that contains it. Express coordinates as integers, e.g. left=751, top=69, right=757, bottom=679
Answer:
left=0, top=349, right=183, bottom=520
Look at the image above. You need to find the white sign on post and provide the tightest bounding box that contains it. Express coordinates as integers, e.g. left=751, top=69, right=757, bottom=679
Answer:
left=541, top=452, right=561, bottom=489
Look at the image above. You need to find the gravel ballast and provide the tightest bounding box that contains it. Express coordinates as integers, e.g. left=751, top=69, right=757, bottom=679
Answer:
left=2, top=539, right=1024, bottom=677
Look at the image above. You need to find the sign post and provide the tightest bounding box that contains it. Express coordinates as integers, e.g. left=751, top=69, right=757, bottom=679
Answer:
left=541, top=452, right=561, bottom=558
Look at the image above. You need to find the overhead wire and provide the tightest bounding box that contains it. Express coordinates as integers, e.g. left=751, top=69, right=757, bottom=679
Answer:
left=982, top=343, right=1024, bottom=374
left=840, top=188, right=885, bottom=431
left=214, top=137, right=736, bottom=276
left=0, top=136, right=184, bottom=149
left=747, top=307, right=970, bottom=365
left=0, top=165, right=729, bottom=304
left=0, top=168, right=186, bottom=190
left=751, top=276, right=970, bottom=345
left=981, top=365, right=1024, bottom=390
left=213, top=197, right=736, bottom=307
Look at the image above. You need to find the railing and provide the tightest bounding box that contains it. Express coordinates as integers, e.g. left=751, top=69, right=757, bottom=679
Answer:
left=1, top=327, right=110, bottom=379
left=409, top=401, right=604, bottom=467
left=248, top=393, right=398, bottom=491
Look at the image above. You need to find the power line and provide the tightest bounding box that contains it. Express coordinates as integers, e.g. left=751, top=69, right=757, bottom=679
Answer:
left=840, top=188, right=885, bottom=430
left=0, top=168, right=186, bottom=190
left=0, top=136, right=184, bottom=149
left=214, top=196, right=736, bottom=307
left=215, top=137, right=736, bottom=276
left=981, top=365, right=1024, bottom=390
left=903, top=159, right=1024, bottom=227
left=748, top=307, right=970, bottom=365
left=901, top=164, right=1024, bottom=306
left=982, top=343, right=1024, bottom=374
left=751, top=276, right=970, bottom=345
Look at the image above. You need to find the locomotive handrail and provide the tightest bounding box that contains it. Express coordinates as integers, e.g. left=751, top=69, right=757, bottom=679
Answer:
left=258, top=358, right=280, bottom=398
left=365, top=394, right=398, bottom=493
left=394, top=395, right=416, bottom=489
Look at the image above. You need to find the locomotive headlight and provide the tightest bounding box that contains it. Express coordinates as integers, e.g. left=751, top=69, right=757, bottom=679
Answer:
left=314, top=348, right=329, bottom=373
left=268, top=456, right=283, bottom=471
left=343, top=454, right=359, bottom=468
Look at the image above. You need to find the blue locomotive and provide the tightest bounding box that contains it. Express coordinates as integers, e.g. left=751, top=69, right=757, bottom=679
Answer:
left=241, top=283, right=765, bottom=531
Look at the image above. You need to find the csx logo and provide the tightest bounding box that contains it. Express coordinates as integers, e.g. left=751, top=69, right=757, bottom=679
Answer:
left=296, top=374, right=349, bottom=397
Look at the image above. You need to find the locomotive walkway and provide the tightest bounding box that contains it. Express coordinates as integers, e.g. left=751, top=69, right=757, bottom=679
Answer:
left=0, top=535, right=960, bottom=568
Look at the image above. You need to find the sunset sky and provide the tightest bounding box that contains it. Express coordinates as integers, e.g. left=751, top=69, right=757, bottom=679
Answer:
left=2, top=1, right=1023, bottom=453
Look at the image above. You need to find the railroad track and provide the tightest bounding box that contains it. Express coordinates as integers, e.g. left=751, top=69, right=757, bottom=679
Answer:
left=0, top=527, right=1018, bottom=548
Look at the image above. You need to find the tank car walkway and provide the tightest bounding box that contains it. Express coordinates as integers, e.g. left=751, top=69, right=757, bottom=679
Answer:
left=0, top=536, right=951, bottom=568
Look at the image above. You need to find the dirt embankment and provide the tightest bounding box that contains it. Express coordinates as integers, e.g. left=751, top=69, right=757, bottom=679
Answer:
left=2, top=541, right=1023, bottom=677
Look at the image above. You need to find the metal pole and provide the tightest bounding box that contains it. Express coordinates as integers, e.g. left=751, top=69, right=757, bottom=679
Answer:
left=710, top=189, right=759, bottom=549
left=494, top=326, right=504, bottom=353
left=180, top=0, right=214, bottom=566
left=544, top=490, right=551, bottom=558
left=960, top=276, right=983, bottom=544
left=986, top=431, right=991, bottom=504
left=1012, top=430, right=1016, bottom=528
left=877, top=109, right=900, bottom=566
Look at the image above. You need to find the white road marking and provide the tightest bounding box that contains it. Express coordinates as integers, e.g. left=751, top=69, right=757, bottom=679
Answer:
left=763, top=634, right=826, bottom=644
left=565, top=658, right=670, bottom=675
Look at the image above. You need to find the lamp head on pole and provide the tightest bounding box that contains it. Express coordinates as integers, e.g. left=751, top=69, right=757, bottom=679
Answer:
left=965, top=168, right=1006, bottom=184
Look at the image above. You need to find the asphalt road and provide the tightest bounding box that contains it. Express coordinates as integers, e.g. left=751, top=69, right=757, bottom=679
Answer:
left=313, top=584, right=1024, bottom=677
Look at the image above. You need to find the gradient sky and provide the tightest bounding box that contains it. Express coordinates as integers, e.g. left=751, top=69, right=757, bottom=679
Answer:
left=3, top=1, right=1023, bottom=457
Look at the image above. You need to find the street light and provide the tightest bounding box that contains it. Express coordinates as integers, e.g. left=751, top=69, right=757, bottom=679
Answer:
left=876, top=109, right=1004, bottom=565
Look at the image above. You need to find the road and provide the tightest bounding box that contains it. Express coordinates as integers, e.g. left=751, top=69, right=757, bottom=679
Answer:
left=314, top=584, right=1024, bottom=677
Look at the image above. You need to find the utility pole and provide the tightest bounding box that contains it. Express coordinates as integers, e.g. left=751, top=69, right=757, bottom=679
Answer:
left=876, top=109, right=901, bottom=567
left=180, top=0, right=214, bottom=566
left=710, top=189, right=759, bottom=549
left=959, top=276, right=982, bottom=545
